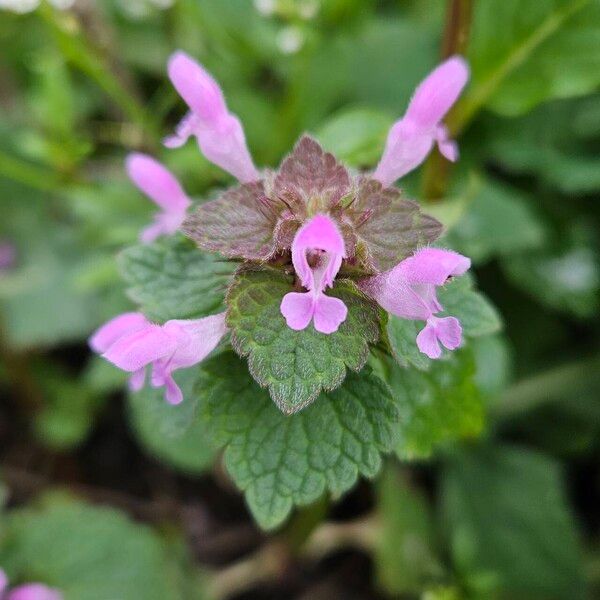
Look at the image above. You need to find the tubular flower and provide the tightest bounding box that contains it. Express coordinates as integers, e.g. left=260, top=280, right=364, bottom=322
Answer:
left=166, top=51, right=259, bottom=183
left=89, top=311, right=228, bottom=404
left=359, top=248, right=471, bottom=358
left=0, top=569, right=62, bottom=600
left=126, top=153, right=192, bottom=243
left=91, top=51, right=473, bottom=407
left=373, top=56, right=469, bottom=187
left=280, top=214, right=348, bottom=334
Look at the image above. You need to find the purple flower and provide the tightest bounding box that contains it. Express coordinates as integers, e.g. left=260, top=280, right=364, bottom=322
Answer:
left=0, top=569, right=62, bottom=600
left=126, top=153, right=192, bottom=243
left=359, top=248, right=470, bottom=358
left=0, top=242, right=16, bottom=272
left=89, top=311, right=227, bottom=404
left=166, top=51, right=260, bottom=183
left=280, top=214, right=348, bottom=334
left=373, top=56, right=469, bottom=187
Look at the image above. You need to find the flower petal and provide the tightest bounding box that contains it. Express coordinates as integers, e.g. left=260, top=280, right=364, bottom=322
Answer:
left=291, top=214, right=346, bottom=290
left=280, top=292, right=314, bottom=331
left=435, top=316, right=462, bottom=350
left=416, top=321, right=442, bottom=359
left=89, top=312, right=150, bottom=353
left=7, top=583, right=63, bottom=600
left=0, top=569, right=8, bottom=595
left=373, top=56, right=469, bottom=186
left=102, top=324, right=177, bottom=373
left=128, top=368, right=146, bottom=392
left=405, top=55, right=469, bottom=128
left=399, top=247, right=470, bottom=285
left=167, top=51, right=228, bottom=123
left=167, top=51, right=259, bottom=183
left=126, top=153, right=190, bottom=213
left=163, top=374, right=184, bottom=405
left=162, top=312, right=228, bottom=371
left=313, top=295, right=348, bottom=334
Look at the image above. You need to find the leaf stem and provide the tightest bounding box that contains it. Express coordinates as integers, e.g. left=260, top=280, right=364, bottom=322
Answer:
left=421, top=0, right=473, bottom=201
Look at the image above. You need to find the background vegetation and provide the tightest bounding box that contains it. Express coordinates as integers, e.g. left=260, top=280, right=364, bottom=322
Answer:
left=0, top=1, right=599, bottom=598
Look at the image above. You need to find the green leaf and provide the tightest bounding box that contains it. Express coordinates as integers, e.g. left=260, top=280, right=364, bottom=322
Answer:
left=376, top=351, right=484, bottom=460
left=386, top=317, right=432, bottom=371
left=441, top=445, right=586, bottom=599
left=0, top=495, right=204, bottom=600
left=128, top=367, right=217, bottom=474
left=119, top=235, right=234, bottom=321
left=375, top=465, right=439, bottom=595
left=438, top=274, right=502, bottom=338
left=458, top=0, right=600, bottom=125
left=501, top=225, right=599, bottom=318
left=446, top=178, right=548, bottom=264
left=226, top=268, right=380, bottom=413
left=199, top=351, right=399, bottom=530
left=316, top=107, right=393, bottom=167
left=33, top=362, right=103, bottom=450
left=484, top=97, right=600, bottom=194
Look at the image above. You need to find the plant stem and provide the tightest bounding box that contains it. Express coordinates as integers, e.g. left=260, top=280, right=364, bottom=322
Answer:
left=421, top=0, right=473, bottom=201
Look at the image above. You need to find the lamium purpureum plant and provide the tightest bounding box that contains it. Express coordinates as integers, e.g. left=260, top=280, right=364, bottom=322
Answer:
left=90, top=51, right=492, bottom=529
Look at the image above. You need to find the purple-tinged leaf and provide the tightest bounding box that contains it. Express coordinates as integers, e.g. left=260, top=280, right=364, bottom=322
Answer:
left=182, top=181, right=282, bottom=261
left=350, top=177, right=443, bottom=272
left=274, top=135, right=352, bottom=211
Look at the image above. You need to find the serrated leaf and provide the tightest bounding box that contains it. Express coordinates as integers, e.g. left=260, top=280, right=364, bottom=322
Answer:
left=226, top=268, right=380, bottom=413
left=441, top=445, right=586, bottom=599
left=182, top=181, right=282, bottom=261
left=119, top=236, right=234, bottom=321
left=0, top=496, right=203, bottom=600
left=377, top=351, right=484, bottom=459
left=274, top=135, right=351, bottom=208
left=198, top=351, right=399, bottom=530
left=128, top=368, right=217, bottom=474
left=350, top=177, right=443, bottom=272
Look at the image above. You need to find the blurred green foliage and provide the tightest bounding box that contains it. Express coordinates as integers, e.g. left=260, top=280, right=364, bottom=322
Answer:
left=0, top=0, right=599, bottom=598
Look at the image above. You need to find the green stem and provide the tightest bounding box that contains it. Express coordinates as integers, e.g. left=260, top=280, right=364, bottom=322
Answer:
left=449, top=0, right=589, bottom=136
left=421, top=0, right=473, bottom=201
left=492, top=354, right=600, bottom=421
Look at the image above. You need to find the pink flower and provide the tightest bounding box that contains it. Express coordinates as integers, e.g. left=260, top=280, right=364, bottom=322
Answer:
left=373, top=56, right=469, bottom=188
left=280, top=214, right=348, bottom=334
left=0, top=241, right=16, bottom=271
left=359, top=248, right=470, bottom=359
left=0, top=570, right=62, bottom=600
left=89, top=311, right=228, bottom=404
left=126, top=153, right=191, bottom=243
left=166, top=51, right=259, bottom=183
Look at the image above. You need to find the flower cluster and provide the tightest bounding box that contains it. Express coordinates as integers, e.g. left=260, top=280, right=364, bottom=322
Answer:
left=0, top=569, right=61, bottom=600
left=91, top=50, right=470, bottom=405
